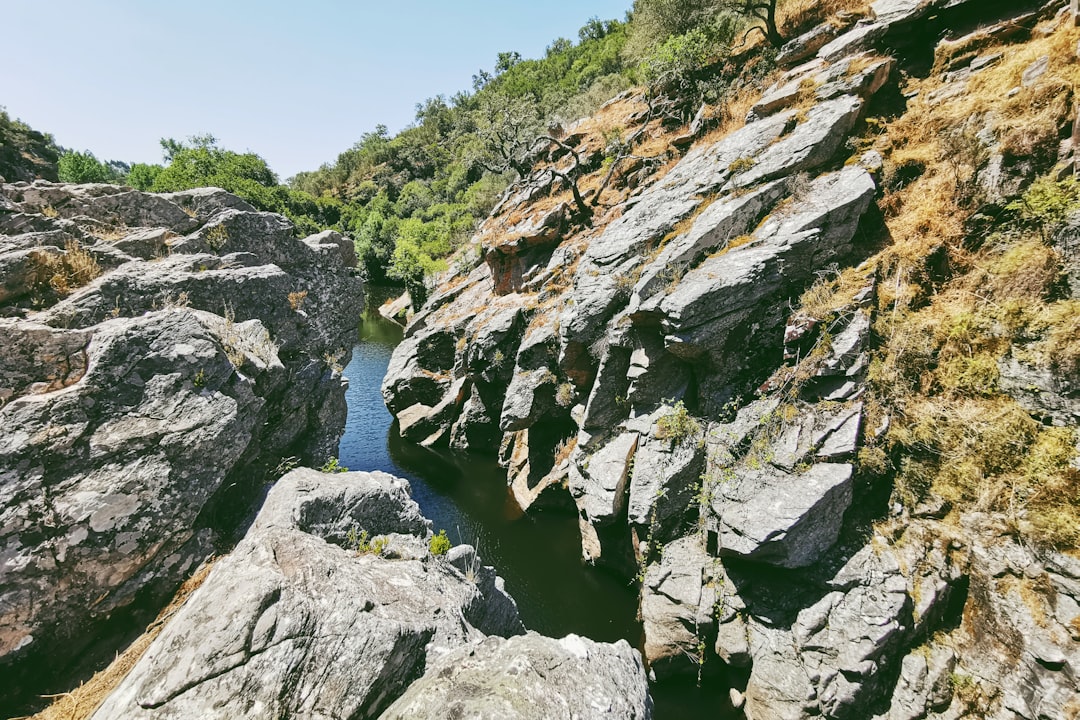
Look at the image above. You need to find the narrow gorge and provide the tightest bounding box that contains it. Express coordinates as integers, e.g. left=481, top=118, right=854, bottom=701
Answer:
left=2, top=0, right=1079, bottom=718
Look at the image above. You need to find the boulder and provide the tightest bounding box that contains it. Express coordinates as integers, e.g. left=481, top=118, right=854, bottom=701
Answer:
left=91, top=469, right=523, bottom=720
left=379, top=632, right=652, bottom=720
left=708, top=463, right=854, bottom=568
left=640, top=536, right=715, bottom=679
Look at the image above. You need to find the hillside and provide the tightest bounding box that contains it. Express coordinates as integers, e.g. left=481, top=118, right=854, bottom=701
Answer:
left=0, top=109, right=59, bottom=183
left=382, top=0, right=1080, bottom=717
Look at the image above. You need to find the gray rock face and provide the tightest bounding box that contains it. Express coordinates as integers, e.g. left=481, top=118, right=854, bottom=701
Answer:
left=640, top=536, right=715, bottom=679
left=0, top=181, right=363, bottom=705
left=710, top=463, right=853, bottom=568
left=91, top=468, right=524, bottom=720
left=379, top=632, right=653, bottom=720
left=741, top=522, right=967, bottom=720
left=941, top=516, right=1080, bottom=720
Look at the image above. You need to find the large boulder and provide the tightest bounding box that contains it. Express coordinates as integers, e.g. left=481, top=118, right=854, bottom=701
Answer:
left=379, top=632, right=653, bottom=720
left=91, top=468, right=524, bottom=720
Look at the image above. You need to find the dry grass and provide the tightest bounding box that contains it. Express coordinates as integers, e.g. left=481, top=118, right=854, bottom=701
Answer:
left=24, top=560, right=217, bottom=720
left=30, top=240, right=102, bottom=297
left=778, top=0, right=869, bottom=36
left=288, top=290, right=308, bottom=312
left=693, top=84, right=765, bottom=150
left=799, top=264, right=874, bottom=321
left=842, top=18, right=1080, bottom=549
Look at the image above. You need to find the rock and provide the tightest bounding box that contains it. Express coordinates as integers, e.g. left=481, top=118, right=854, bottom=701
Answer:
left=708, top=463, right=854, bottom=568
left=560, top=110, right=797, bottom=355
left=502, top=428, right=576, bottom=513
left=91, top=469, right=523, bottom=720
left=1021, top=54, right=1050, bottom=86
left=732, top=96, right=864, bottom=188
left=886, top=645, right=957, bottom=720
left=941, top=522, right=1080, bottom=720
left=627, top=416, right=705, bottom=538
left=744, top=622, right=818, bottom=720
left=818, top=23, right=889, bottom=62
left=795, top=546, right=912, bottom=718
left=997, top=351, right=1080, bottom=426
left=657, top=167, right=876, bottom=406
left=624, top=332, right=691, bottom=411
left=379, top=290, right=412, bottom=326
left=630, top=181, right=788, bottom=307
left=379, top=632, right=652, bottom=720
left=749, top=56, right=893, bottom=121
left=0, top=182, right=363, bottom=707
left=777, top=24, right=843, bottom=67
left=1053, top=209, right=1080, bottom=298
left=570, top=431, right=638, bottom=527
left=640, top=536, right=714, bottom=679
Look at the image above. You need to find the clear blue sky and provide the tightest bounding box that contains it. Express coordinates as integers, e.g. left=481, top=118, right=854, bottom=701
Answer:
left=3, top=0, right=633, bottom=179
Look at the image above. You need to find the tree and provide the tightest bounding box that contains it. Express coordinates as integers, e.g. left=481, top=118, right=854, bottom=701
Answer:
left=57, top=150, right=118, bottom=184
left=126, top=162, right=163, bottom=190
left=722, top=0, right=782, bottom=48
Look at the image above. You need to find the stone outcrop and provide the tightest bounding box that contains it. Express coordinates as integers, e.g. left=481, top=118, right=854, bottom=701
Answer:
left=0, top=181, right=363, bottom=708
left=380, top=632, right=653, bottom=720
left=378, top=1, right=1080, bottom=718
left=90, top=468, right=525, bottom=720
left=92, top=468, right=655, bottom=720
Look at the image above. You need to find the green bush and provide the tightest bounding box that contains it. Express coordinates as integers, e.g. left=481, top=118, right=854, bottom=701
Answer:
left=319, top=457, right=348, bottom=473
left=429, top=529, right=452, bottom=556
left=656, top=400, right=702, bottom=444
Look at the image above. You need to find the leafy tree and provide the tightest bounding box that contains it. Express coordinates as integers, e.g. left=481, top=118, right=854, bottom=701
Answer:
left=126, top=162, right=163, bottom=190
left=58, top=150, right=117, bottom=183
left=722, top=0, right=782, bottom=48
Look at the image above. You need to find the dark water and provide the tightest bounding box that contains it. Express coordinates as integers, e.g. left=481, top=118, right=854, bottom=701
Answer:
left=339, top=295, right=734, bottom=718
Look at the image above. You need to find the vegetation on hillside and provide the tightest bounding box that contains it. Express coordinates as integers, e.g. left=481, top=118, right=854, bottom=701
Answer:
left=798, top=21, right=1080, bottom=548
left=0, top=106, right=60, bottom=182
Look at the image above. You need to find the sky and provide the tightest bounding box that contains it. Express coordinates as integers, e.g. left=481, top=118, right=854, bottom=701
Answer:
left=3, top=0, right=633, bottom=180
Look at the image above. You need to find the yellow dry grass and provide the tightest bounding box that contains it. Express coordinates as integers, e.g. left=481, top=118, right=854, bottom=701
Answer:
left=826, top=17, right=1080, bottom=549
left=778, top=0, right=870, bottom=35
left=23, top=560, right=217, bottom=720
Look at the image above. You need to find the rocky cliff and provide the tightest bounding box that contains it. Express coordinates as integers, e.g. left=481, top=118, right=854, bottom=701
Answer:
left=0, top=181, right=363, bottom=709
left=383, top=0, right=1080, bottom=717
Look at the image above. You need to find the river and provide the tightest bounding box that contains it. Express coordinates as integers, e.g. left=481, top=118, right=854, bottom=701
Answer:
left=338, top=296, right=734, bottom=718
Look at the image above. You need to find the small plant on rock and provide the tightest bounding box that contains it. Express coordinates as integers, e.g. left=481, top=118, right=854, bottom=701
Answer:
left=288, top=290, right=308, bottom=312
left=346, top=525, right=388, bottom=556
left=429, top=529, right=451, bottom=556
left=555, top=382, right=576, bottom=407
left=657, top=401, right=701, bottom=445
left=320, top=457, right=348, bottom=473
left=204, top=224, right=229, bottom=251
left=728, top=156, right=756, bottom=175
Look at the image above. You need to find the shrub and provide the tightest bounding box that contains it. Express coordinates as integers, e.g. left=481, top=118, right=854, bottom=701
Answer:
left=319, top=457, right=348, bottom=473
left=346, top=526, right=388, bottom=556
left=58, top=150, right=114, bottom=184
left=1006, top=176, right=1080, bottom=240
left=288, top=290, right=308, bottom=311
left=30, top=240, right=102, bottom=296
left=429, top=529, right=452, bottom=556
left=656, top=400, right=701, bottom=444
left=555, top=382, right=576, bottom=407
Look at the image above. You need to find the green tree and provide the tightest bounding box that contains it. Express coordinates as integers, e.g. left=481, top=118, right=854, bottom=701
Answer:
left=57, top=150, right=114, bottom=183
left=126, top=162, right=163, bottom=190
